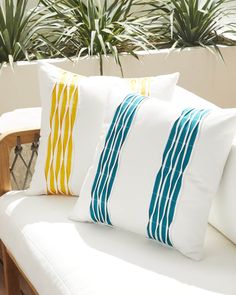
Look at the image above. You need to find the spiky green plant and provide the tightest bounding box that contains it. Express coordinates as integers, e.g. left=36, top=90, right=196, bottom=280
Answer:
left=40, top=0, right=155, bottom=75
left=148, top=0, right=236, bottom=54
left=0, top=0, right=62, bottom=68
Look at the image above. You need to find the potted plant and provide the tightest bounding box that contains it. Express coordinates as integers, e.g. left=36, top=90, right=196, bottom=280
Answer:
left=0, top=0, right=63, bottom=69
left=147, top=0, right=236, bottom=55
left=40, top=0, right=156, bottom=75
left=0, top=0, right=236, bottom=115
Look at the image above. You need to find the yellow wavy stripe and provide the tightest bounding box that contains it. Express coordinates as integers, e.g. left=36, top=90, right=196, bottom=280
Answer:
left=66, top=75, right=79, bottom=195
left=60, top=74, right=79, bottom=195
left=45, top=85, right=57, bottom=193
left=45, top=71, right=80, bottom=195
left=55, top=83, right=68, bottom=194
left=140, top=78, right=147, bottom=96
left=128, top=77, right=151, bottom=96
left=45, top=78, right=62, bottom=194
left=59, top=108, right=69, bottom=195
left=49, top=73, right=68, bottom=194
left=129, top=79, right=137, bottom=93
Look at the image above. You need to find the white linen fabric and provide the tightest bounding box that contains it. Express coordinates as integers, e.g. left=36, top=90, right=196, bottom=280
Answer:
left=0, top=192, right=236, bottom=295
left=0, top=107, right=41, bottom=134
left=27, top=63, right=179, bottom=196
left=71, top=89, right=236, bottom=259
left=172, top=87, right=236, bottom=244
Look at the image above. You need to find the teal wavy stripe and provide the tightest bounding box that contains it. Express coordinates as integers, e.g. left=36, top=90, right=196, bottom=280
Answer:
left=147, top=108, right=210, bottom=246
left=90, top=94, right=147, bottom=225
left=90, top=93, right=136, bottom=223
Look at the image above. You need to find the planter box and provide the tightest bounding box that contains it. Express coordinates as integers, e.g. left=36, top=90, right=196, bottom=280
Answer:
left=0, top=46, right=236, bottom=115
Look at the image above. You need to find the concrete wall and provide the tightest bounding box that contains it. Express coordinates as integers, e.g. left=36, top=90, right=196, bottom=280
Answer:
left=0, top=46, right=236, bottom=115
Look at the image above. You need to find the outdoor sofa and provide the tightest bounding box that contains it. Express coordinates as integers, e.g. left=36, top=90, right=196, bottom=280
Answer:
left=0, top=86, right=236, bottom=295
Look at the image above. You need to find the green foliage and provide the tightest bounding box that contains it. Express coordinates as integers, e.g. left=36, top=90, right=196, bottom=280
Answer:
left=0, top=0, right=62, bottom=68
left=148, top=0, right=236, bottom=53
left=1, top=0, right=236, bottom=70
left=40, top=0, right=155, bottom=75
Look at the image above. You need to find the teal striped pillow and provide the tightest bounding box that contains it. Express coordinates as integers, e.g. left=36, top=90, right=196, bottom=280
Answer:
left=71, top=91, right=236, bottom=260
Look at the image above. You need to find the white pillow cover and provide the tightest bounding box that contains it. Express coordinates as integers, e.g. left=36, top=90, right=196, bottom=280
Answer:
left=70, top=90, right=236, bottom=259
left=173, top=87, right=236, bottom=245
left=28, top=63, right=179, bottom=196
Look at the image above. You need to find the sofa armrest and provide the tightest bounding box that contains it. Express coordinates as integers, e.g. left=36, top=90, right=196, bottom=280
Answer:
left=0, top=129, right=40, bottom=196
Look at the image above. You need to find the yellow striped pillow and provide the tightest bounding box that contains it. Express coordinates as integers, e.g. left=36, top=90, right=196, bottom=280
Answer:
left=45, top=72, right=82, bottom=195
left=27, top=63, right=179, bottom=196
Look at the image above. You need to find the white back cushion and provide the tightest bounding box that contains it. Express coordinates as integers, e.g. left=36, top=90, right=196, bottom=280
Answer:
left=173, top=87, right=236, bottom=244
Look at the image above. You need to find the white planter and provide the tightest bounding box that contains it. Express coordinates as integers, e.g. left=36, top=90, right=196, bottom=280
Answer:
left=0, top=46, right=236, bottom=115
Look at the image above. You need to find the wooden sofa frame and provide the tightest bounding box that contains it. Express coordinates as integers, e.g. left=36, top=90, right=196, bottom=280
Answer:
left=0, top=128, right=40, bottom=295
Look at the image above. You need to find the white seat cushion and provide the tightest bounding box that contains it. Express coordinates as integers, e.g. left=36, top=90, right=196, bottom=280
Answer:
left=0, top=192, right=235, bottom=295
left=0, top=107, right=41, bottom=134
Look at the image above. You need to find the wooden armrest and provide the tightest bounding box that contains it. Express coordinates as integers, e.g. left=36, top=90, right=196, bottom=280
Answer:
left=0, top=129, right=40, bottom=196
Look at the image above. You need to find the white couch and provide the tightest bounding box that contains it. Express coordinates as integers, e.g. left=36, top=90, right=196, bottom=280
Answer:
left=0, top=191, right=235, bottom=295
left=0, top=86, right=235, bottom=295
